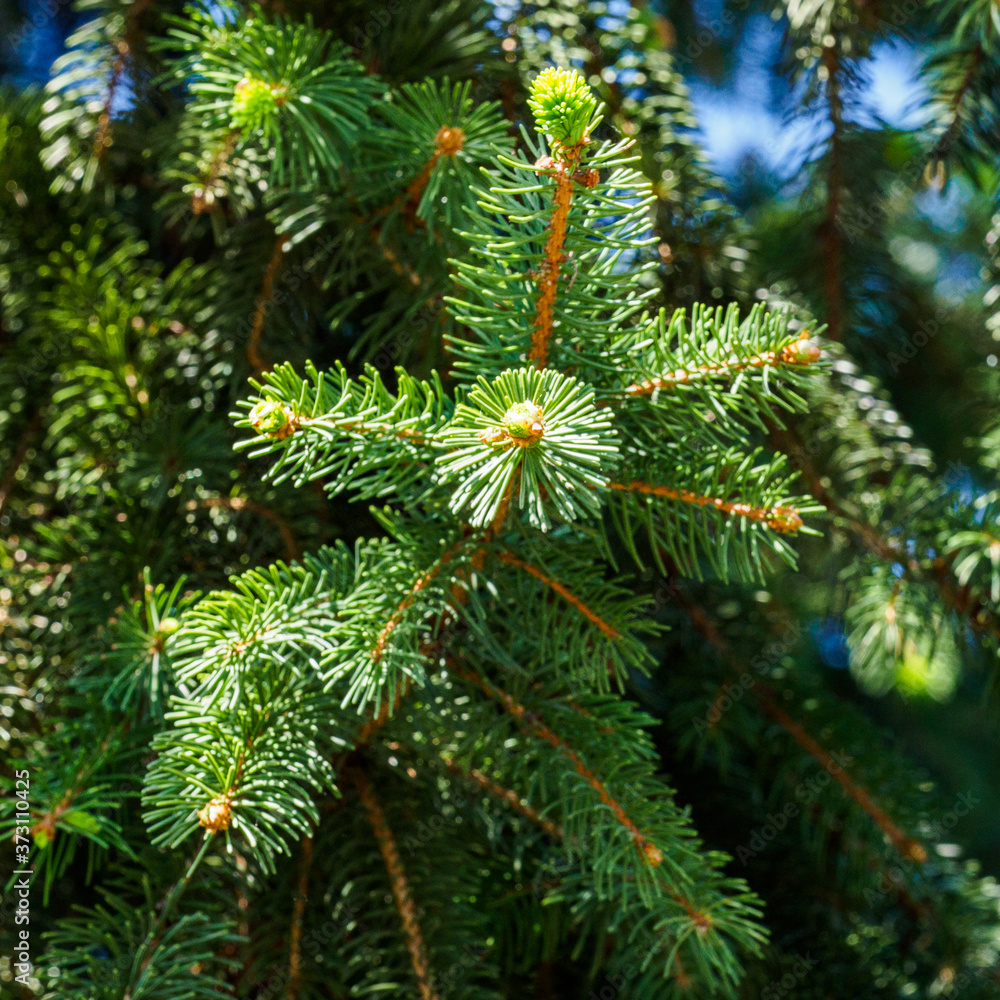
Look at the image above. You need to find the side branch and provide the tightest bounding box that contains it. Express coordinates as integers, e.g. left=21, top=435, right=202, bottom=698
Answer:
left=247, top=236, right=287, bottom=374
left=372, top=539, right=470, bottom=663
left=498, top=551, right=622, bottom=638
left=674, top=587, right=927, bottom=865
left=770, top=420, right=1000, bottom=646
left=440, top=755, right=564, bottom=840
left=931, top=44, right=983, bottom=166
left=354, top=772, right=439, bottom=1000
left=624, top=336, right=819, bottom=396
left=603, top=481, right=803, bottom=533
left=453, top=661, right=714, bottom=930
left=453, top=662, right=660, bottom=863
left=754, top=690, right=927, bottom=864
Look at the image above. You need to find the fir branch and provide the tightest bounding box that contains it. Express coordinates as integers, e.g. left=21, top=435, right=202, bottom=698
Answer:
left=603, top=480, right=804, bottom=534
left=192, top=495, right=300, bottom=561
left=821, top=45, right=843, bottom=342
left=248, top=236, right=287, bottom=374
left=354, top=771, right=439, bottom=1000
left=623, top=334, right=820, bottom=396
left=498, top=551, right=622, bottom=640
left=452, top=663, right=693, bottom=888
left=753, top=689, right=928, bottom=864
left=772, top=420, right=1000, bottom=648
left=440, top=755, right=564, bottom=840
left=931, top=43, right=983, bottom=166
left=287, top=835, right=313, bottom=1000
left=372, top=537, right=471, bottom=664
left=673, top=587, right=928, bottom=865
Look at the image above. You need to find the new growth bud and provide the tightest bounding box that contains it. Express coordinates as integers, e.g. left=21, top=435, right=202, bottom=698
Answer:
left=502, top=400, right=545, bottom=443
left=249, top=400, right=298, bottom=439
left=528, top=67, right=599, bottom=152
left=230, top=76, right=288, bottom=132
left=198, top=794, right=233, bottom=833
left=779, top=332, right=822, bottom=366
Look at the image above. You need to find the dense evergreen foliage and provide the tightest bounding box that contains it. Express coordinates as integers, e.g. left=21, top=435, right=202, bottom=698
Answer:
left=3, top=1, right=1000, bottom=998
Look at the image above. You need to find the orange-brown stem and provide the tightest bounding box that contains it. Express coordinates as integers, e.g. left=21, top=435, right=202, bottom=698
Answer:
left=499, top=551, right=621, bottom=638
left=769, top=419, right=1000, bottom=647
left=372, top=539, right=469, bottom=663
left=441, top=756, right=563, bottom=840
left=755, top=691, right=927, bottom=863
left=287, top=835, right=313, bottom=1000
left=674, top=586, right=926, bottom=865
left=452, top=660, right=713, bottom=930
left=624, top=337, right=818, bottom=396
left=193, top=496, right=300, bottom=561
left=247, top=237, right=286, bottom=374
left=529, top=166, right=575, bottom=369
left=603, top=480, right=802, bottom=533
left=354, top=772, right=439, bottom=1000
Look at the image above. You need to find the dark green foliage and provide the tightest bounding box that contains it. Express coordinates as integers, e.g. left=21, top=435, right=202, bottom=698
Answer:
left=3, top=0, right=1000, bottom=998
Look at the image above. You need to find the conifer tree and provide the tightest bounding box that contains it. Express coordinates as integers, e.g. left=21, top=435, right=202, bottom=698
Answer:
left=3, top=2, right=1000, bottom=999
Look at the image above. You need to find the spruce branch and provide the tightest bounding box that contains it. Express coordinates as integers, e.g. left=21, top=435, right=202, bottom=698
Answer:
left=821, top=44, right=844, bottom=342
left=247, top=235, right=287, bottom=375
left=354, top=770, right=440, bottom=1000
left=603, top=480, right=805, bottom=534
left=754, top=689, right=929, bottom=865
left=286, top=835, right=313, bottom=1000
left=673, top=586, right=929, bottom=865
left=451, top=661, right=685, bottom=890
left=440, top=755, right=564, bottom=840
left=498, top=551, right=622, bottom=641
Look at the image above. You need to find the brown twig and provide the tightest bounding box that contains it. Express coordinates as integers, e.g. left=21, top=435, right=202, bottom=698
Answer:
left=452, top=659, right=720, bottom=937
left=498, top=551, right=622, bottom=639
left=602, top=480, right=803, bottom=533
left=624, top=337, right=820, bottom=396
left=769, top=420, right=1000, bottom=646
left=372, top=539, right=470, bottom=664
left=931, top=44, right=982, bottom=166
left=247, top=236, right=286, bottom=374
left=821, top=46, right=843, bottom=342
left=440, top=755, right=563, bottom=840
left=672, top=584, right=927, bottom=865
left=287, top=836, right=313, bottom=1000
left=354, top=772, right=439, bottom=1000
left=192, top=496, right=299, bottom=561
